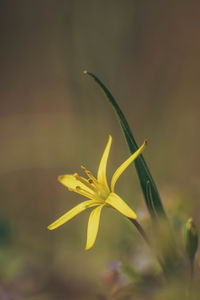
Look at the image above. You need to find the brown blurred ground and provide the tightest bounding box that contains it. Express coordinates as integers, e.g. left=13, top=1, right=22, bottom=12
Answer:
left=0, top=1, right=200, bottom=299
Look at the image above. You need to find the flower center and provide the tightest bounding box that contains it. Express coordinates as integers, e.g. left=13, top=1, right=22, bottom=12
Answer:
left=76, top=166, right=110, bottom=201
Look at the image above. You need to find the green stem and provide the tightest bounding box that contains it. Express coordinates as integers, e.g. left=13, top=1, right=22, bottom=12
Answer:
left=187, top=259, right=195, bottom=299
left=190, top=260, right=194, bottom=281
left=128, top=218, right=150, bottom=247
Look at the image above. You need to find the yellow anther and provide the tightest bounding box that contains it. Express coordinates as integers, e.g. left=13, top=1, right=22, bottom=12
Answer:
left=74, top=173, right=97, bottom=192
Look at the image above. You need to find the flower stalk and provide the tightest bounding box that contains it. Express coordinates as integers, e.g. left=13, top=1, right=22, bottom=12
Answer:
left=128, top=218, right=150, bottom=247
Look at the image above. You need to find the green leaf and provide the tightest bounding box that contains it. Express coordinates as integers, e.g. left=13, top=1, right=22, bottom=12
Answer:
left=84, top=70, right=167, bottom=220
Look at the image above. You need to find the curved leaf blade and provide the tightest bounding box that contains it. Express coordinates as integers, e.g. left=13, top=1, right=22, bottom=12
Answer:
left=84, top=70, right=167, bottom=220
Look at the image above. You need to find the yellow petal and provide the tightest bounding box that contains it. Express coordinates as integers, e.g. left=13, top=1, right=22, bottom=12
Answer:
left=85, top=205, right=104, bottom=250
left=58, top=174, right=96, bottom=198
left=106, top=192, right=137, bottom=219
left=97, top=136, right=112, bottom=191
left=48, top=200, right=98, bottom=230
left=111, top=140, right=147, bottom=192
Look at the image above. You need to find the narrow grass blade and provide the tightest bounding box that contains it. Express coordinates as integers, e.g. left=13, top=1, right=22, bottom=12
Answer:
left=84, top=70, right=167, bottom=220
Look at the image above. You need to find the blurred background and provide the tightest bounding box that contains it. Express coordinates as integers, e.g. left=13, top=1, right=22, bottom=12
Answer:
left=0, top=1, right=200, bottom=299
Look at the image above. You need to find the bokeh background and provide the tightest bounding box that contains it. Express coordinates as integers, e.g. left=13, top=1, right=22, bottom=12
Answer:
left=0, top=1, right=200, bottom=299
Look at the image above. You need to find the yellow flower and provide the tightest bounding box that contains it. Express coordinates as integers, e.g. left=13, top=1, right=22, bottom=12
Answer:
left=48, top=136, right=146, bottom=250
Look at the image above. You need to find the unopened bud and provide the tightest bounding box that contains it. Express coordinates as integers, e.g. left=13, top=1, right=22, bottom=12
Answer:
left=184, top=218, right=198, bottom=262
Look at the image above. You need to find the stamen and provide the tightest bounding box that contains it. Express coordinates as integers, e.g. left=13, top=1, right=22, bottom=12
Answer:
left=81, top=165, right=94, bottom=178
left=75, top=186, right=98, bottom=200
left=74, top=173, right=96, bottom=192
left=81, top=165, right=100, bottom=184
left=81, top=166, right=110, bottom=198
